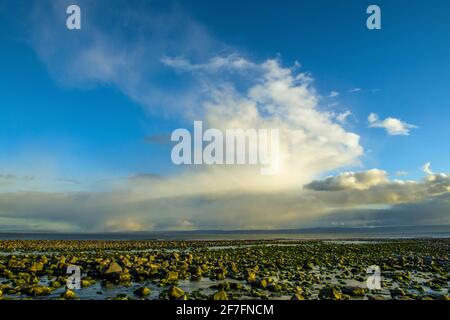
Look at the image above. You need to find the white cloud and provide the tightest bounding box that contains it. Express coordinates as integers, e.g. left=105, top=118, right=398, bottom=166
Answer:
left=368, top=113, right=378, bottom=123
left=27, top=1, right=363, bottom=192
left=0, top=168, right=448, bottom=231
left=161, top=54, right=256, bottom=72
left=368, top=113, right=417, bottom=135
left=336, top=110, right=352, bottom=124
left=0, top=53, right=368, bottom=231
left=423, top=162, right=433, bottom=175
left=28, top=0, right=221, bottom=114
left=348, top=88, right=361, bottom=93
left=329, top=91, right=339, bottom=98
left=305, top=168, right=450, bottom=200
left=155, top=56, right=363, bottom=192
left=425, top=172, right=450, bottom=194
left=4, top=1, right=445, bottom=231
left=304, top=169, right=389, bottom=191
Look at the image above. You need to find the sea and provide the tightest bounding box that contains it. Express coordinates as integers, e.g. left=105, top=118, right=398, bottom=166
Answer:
left=0, top=225, right=449, bottom=240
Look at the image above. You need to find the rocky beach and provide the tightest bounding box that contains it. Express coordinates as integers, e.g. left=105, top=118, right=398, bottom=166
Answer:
left=0, top=239, right=448, bottom=300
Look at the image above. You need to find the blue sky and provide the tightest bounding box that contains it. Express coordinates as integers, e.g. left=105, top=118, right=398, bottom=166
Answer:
left=0, top=0, right=449, bottom=231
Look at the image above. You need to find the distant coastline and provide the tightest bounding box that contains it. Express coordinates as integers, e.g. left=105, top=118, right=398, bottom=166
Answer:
left=1, top=225, right=449, bottom=240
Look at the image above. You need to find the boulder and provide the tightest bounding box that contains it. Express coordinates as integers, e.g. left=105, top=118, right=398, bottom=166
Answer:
left=27, top=285, right=52, bottom=296
left=61, top=289, right=77, bottom=300
left=246, top=269, right=257, bottom=282
left=319, top=287, right=342, bottom=300
left=342, top=286, right=366, bottom=297
left=168, top=286, right=185, bottom=300
left=351, top=288, right=366, bottom=296
left=291, top=293, right=305, bottom=300
left=390, top=288, right=405, bottom=297
left=104, top=262, right=123, bottom=275
left=212, top=290, right=228, bottom=300
left=166, top=271, right=179, bottom=282
left=134, top=286, right=151, bottom=297
left=267, top=283, right=282, bottom=292
left=230, top=282, right=243, bottom=290
left=29, top=262, right=44, bottom=273
left=118, top=273, right=132, bottom=283
left=258, top=279, right=268, bottom=288
left=81, top=279, right=93, bottom=287
left=303, top=262, right=314, bottom=270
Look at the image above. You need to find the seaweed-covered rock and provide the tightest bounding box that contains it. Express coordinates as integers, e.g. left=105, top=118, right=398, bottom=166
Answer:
left=303, top=262, right=314, bottom=270
left=390, top=288, right=405, bottom=297
left=27, top=285, right=52, bottom=296
left=212, top=290, right=228, bottom=300
left=319, top=287, right=342, bottom=300
left=291, top=293, right=305, bottom=300
left=104, top=262, right=123, bottom=275
left=112, top=293, right=128, bottom=300
left=230, top=282, right=243, bottom=290
left=61, top=289, right=77, bottom=300
left=166, top=271, right=179, bottom=282
left=258, top=279, right=268, bottom=288
left=267, top=283, right=282, bottom=292
left=168, top=286, right=185, bottom=300
left=214, top=268, right=227, bottom=280
left=81, top=279, right=95, bottom=287
left=50, top=280, right=62, bottom=288
left=134, top=286, right=151, bottom=297
left=118, top=272, right=132, bottom=284
left=343, top=287, right=366, bottom=297
left=29, top=262, right=44, bottom=273
left=246, top=269, right=257, bottom=282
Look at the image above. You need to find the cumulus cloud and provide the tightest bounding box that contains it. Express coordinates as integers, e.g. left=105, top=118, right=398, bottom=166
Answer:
left=312, top=193, right=450, bottom=227
left=0, top=50, right=373, bottom=231
left=305, top=168, right=450, bottom=200
left=156, top=55, right=364, bottom=192
left=23, top=0, right=364, bottom=192
left=0, top=0, right=370, bottom=232
left=425, top=173, right=450, bottom=195
left=368, top=113, right=417, bottom=135
left=0, top=168, right=448, bottom=231
left=304, top=169, right=389, bottom=191
left=6, top=17, right=370, bottom=232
